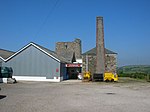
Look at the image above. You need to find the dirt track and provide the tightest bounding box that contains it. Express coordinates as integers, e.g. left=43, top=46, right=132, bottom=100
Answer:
left=0, top=78, right=150, bottom=112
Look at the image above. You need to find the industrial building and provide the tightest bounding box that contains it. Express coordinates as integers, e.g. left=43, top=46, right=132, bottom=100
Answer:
left=1, top=42, right=68, bottom=82
left=0, top=39, right=117, bottom=82
left=0, top=16, right=117, bottom=82
left=56, top=39, right=82, bottom=79
left=56, top=38, right=117, bottom=80
left=82, top=47, right=117, bottom=75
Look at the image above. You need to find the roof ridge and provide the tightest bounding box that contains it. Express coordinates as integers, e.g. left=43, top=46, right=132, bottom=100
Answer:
left=82, top=47, right=117, bottom=55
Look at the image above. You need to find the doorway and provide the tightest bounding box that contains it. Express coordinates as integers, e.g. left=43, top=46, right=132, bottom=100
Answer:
left=67, top=67, right=81, bottom=79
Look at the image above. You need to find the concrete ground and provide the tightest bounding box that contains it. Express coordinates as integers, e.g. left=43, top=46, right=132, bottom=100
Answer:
left=0, top=78, right=150, bottom=112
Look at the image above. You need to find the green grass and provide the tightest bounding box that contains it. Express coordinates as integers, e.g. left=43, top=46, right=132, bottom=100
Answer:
left=117, top=65, right=150, bottom=80
left=118, top=77, right=147, bottom=83
left=117, top=65, right=150, bottom=74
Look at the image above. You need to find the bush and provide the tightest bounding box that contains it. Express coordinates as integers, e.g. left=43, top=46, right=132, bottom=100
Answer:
left=118, top=73, right=130, bottom=77
left=118, top=72, right=147, bottom=79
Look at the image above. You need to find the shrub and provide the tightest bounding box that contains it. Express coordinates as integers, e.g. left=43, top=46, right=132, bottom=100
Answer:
left=118, top=72, right=147, bottom=79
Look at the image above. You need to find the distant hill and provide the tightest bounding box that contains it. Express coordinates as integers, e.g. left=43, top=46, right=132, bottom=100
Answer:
left=117, top=65, right=150, bottom=79
left=117, top=65, right=150, bottom=74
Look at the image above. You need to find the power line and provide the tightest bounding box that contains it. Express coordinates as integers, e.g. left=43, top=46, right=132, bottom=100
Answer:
left=34, top=0, right=60, bottom=38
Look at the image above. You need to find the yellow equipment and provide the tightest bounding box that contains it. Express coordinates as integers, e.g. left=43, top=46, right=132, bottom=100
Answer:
left=83, top=71, right=91, bottom=81
left=104, top=72, right=118, bottom=82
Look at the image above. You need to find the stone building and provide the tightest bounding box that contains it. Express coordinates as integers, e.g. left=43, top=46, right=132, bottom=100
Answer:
left=55, top=38, right=82, bottom=79
left=82, top=47, right=117, bottom=75
left=56, top=38, right=82, bottom=63
left=55, top=38, right=117, bottom=78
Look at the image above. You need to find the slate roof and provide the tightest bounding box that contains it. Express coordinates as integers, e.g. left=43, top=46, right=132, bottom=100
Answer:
left=0, top=49, right=15, bottom=60
left=82, top=47, right=117, bottom=55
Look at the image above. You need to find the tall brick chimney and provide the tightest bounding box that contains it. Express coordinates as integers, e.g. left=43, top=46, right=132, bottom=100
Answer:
left=96, top=16, right=105, bottom=74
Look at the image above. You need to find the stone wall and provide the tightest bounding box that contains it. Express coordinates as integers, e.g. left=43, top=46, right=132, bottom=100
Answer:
left=105, top=54, right=117, bottom=73
left=55, top=39, right=82, bottom=62
left=82, top=55, right=96, bottom=75
left=55, top=38, right=117, bottom=74
left=82, top=54, right=117, bottom=75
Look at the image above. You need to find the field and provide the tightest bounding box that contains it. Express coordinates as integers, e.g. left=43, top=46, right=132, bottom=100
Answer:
left=117, top=65, right=150, bottom=74
left=117, top=65, right=150, bottom=80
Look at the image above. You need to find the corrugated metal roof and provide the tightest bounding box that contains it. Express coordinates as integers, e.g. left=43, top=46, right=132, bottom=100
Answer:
left=0, top=49, right=15, bottom=59
left=82, top=47, right=117, bottom=55
left=1, top=43, right=117, bottom=63
left=32, top=42, right=69, bottom=63
left=1, top=42, right=69, bottom=63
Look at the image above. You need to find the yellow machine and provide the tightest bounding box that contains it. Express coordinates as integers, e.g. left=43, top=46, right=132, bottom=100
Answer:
left=83, top=71, right=91, bottom=81
left=104, top=72, right=118, bottom=82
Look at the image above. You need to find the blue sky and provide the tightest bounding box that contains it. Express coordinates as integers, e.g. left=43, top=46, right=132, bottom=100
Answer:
left=0, top=0, right=150, bottom=66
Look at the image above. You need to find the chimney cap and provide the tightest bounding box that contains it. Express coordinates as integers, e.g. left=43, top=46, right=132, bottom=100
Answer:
left=96, top=16, right=103, bottom=19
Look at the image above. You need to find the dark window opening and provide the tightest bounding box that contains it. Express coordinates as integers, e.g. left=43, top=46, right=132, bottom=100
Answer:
left=65, top=43, right=68, bottom=49
left=71, top=52, right=76, bottom=63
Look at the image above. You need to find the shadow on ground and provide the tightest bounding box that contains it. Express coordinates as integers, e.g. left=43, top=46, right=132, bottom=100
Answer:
left=0, top=95, right=6, bottom=100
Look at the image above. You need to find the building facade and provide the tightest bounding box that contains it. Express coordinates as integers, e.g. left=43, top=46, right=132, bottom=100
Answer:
left=55, top=38, right=117, bottom=79
left=55, top=38, right=82, bottom=79
left=56, top=38, right=82, bottom=62
left=0, top=39, right=117, bottom=82
left=2, top=42, right=67, bottom=82
left=82, top=47, right=117, bottom=75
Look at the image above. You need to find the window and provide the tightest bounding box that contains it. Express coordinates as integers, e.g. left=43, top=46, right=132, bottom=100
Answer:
left=65, top=43, right=68, bottom=49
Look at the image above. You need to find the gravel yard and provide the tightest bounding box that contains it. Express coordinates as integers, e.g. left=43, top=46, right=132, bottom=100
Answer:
left=0, top=78, right=150, bottom=112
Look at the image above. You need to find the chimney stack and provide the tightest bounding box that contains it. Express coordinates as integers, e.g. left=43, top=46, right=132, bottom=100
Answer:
left=96, top=16, right=105, bottom=74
